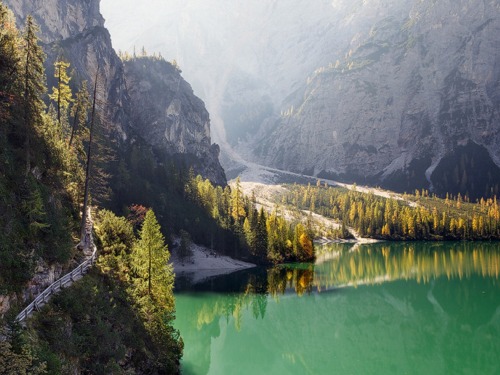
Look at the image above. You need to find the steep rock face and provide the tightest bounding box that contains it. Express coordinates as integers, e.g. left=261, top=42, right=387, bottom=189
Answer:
left=0, top=260, right=64, bottom=319
left=5, top=0, right=127, bottom=128
left=253, top=0, right=500, bottom=197
left=3, top=0, right=225, bottom=185
left=124, top=58, right=225, bottom=183
left=5, top=0, right=103, bottom=42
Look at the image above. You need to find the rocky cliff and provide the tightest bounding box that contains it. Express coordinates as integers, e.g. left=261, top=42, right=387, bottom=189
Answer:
left=3, top=0, right=225, bottom=185
left=123, top=57, right=225, bottom=184
left=253, top=0, right=500, bottom=198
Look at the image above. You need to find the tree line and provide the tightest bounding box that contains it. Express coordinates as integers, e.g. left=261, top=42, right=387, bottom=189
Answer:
left=281, top=183, right=500, bottom=240
left=1, top=1, right=116, bottom=294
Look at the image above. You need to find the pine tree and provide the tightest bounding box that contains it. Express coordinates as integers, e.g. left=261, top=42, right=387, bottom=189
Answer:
left=254, top=207, right=268, bottom=259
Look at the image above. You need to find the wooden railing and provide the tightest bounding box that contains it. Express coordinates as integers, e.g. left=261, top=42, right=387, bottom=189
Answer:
left=13, top=208, right=98, bottom=324
left=14, top=243, right=97, bottom=323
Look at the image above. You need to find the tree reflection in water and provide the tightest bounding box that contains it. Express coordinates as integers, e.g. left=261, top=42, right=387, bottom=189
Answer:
left=314, top=241, right=500, bottom=291
left=179, top=241, right=500, bottom=333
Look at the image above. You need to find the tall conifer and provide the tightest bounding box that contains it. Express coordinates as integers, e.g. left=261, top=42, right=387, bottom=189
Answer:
left=21, top=15, right=46, bottom=175
left=0, top=4, right=20, bottom=105
left=132, top=209, right=174, bottom=309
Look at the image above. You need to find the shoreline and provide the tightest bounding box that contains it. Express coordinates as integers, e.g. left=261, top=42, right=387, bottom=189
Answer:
left=315, top=237, right=383, bottom=245
left=170, top=242, right=256, bottom=283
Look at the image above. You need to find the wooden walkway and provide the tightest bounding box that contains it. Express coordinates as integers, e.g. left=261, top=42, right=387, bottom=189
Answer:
left=14, top=209, right=98, bottom=324
left=14, top=244, right=97, bottom=323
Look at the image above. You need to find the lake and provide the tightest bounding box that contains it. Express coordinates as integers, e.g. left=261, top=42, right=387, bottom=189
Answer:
left=174, top=242, right=500, bottom=375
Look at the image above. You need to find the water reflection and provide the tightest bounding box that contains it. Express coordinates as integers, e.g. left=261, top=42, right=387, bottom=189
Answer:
left=175, top=242, right=500, bottom=375
left=267, top=264, right=315, bottom=297
left=314, top=241, right=500, bottom=291
left=192, top=273, right=269, bottom=333
left=177, top=242, right=500, bottom=298
left=178, top=243, right=500, bottom=335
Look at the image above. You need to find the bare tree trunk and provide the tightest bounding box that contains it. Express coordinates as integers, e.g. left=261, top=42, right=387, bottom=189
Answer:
left=68, top=102, right=79, bottom=148
left=79, top=67, right=99, bottom=249
left=57, top=63, right=61, bottom=126
left=24, top=35, right=31, bottom=177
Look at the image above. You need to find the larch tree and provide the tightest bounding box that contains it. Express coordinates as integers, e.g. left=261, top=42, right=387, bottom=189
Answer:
left=132, top=209, right=174, bottom=309
left=0, top=4, right=20, bottom=111
left=49, top=59, right=73, bottom=129
left=231, top=176, right=246, bottom=225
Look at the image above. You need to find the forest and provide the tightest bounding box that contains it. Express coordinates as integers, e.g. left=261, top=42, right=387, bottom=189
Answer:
left=281, top=182, right=500, bottom=240
left=185, top=175, right=315, bottom=264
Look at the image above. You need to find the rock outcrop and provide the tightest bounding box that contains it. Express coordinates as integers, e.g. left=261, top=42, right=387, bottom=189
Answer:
left=0, top=260, right=64, bottom=319
left=3, top=0, right=226, bottom=185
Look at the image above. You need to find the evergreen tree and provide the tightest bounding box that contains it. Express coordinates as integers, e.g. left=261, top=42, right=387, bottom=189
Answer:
left=0, top=4, right=20, bottom=165
left=0, top=4, right=20, bottom=115
left=21, top=15, right=46, bottom=176
left=0, top=341, right=46, bottom=375
left=68, top=80, right=90, bottom=149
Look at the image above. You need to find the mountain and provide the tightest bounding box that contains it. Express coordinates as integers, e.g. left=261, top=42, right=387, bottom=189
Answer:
left=3, top=0, right=226, bottom=186
left=254, top=0, right=500, bottom=199
left=102, top=0, right=500, bottom=198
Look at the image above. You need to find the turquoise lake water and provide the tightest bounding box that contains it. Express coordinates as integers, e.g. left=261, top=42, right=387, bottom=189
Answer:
left=174, top=242, right=500, bottom=375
